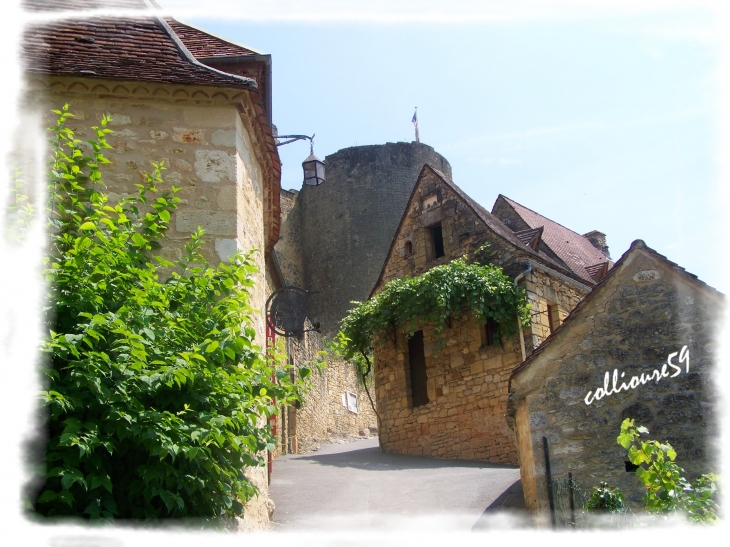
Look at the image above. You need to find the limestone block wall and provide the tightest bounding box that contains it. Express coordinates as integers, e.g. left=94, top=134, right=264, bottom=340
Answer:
left=273, top=188, right=305, bottom=287
left=522, top=268, right=586, bottom=352
left=24, top=78, right=275, bottom=530
left=273, top=180, right=378, bottom=452
left=508, top=244, right=723, bottom=521
left=280, top=329, right=378, bottom=454
left=374, top=168, right=529, bottom=291
left=375, top=313, right=521, bottom=463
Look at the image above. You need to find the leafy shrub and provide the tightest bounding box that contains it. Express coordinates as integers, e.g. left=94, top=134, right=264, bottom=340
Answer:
left=28, top=105, right=305, bottom=523
left=585, top=482, right=624, bottom=513
left=617, top=418, right=720, bottom=524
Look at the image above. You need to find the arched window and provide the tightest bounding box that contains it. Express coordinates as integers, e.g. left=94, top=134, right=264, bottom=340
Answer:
left=404, top=240, right=413, bottom=255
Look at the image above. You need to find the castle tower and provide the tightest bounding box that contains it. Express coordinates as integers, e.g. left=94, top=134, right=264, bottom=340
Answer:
left=297, top=141, right=452, bottom=337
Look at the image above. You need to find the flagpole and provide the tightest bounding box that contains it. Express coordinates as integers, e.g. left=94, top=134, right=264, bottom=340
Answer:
left=413, top=106, right=420, bottom=143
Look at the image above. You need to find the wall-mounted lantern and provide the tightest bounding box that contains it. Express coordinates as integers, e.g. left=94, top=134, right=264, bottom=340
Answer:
left=276, top=133, right=325, bottom=186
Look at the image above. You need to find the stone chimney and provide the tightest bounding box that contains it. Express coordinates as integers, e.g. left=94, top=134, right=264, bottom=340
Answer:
left=583, top=230, right=610, bottom=259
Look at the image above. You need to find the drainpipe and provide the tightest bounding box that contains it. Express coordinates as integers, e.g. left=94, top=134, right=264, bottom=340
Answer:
left=514, top=263, right=532, bottom=362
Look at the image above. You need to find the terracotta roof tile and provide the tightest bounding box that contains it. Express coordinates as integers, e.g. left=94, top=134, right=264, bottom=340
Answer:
left=514, top=226, right=543, bottom=250
left=493, top=195, right=612, bottom=284
left=22, top=3, right=256, bottom=89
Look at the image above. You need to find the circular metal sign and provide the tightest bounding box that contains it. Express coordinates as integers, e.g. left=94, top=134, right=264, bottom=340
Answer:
left=266, top=286, right=311, bottom=337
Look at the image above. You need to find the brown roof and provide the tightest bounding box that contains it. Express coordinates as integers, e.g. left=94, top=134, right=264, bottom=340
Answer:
left=167, top=20, right=259, bottom=59
left=509, top=239, right=724, bottom=387
left=22, top=14, right=256, bottom=89
left=493, top=195, right=612, bottom=285
left=370, top=165, right=587, bottom=298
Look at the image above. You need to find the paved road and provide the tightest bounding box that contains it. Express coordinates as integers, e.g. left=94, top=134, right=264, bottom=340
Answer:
left=269, top=438, right=528, bottom=532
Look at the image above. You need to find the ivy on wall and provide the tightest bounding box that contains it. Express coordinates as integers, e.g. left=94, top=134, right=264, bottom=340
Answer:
left=336, top=253, right=531, bottom=362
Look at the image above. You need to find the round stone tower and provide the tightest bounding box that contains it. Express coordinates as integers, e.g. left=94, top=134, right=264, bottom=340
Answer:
left=299, top=141, right=452, bottom=337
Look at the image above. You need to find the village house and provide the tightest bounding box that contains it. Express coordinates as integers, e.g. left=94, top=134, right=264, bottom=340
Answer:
left=506, top=239, right=723, bottom=525
left=370, top=164, right=612, bottom=464
left=21, top=0, right=282, bottom=528
left=21, top=0, right=382, bottom=526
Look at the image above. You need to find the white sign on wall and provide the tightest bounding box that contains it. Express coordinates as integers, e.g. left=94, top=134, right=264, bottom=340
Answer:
left=341, top=393, right=347, bottom=407
left=346, top=391, right=358, bottom=414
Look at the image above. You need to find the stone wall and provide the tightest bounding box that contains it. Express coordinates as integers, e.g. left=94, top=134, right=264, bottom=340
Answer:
left=272, top=172, right=380, bottom=454
left=274, top=188, right=305, bottom=287
left=299, top=142, right=452, bottom=337
left=522, top=268, right=586, bottom=353
left=278, top=328, right=379, bottom=454
left=376, top=313, right=522, bottom=463
left=507, top=242, right=723, bottom=524
left=24, top=77, right=276, bottom=530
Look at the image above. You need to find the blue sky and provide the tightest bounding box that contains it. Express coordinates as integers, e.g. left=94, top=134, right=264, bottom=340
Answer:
left=176, top=1, right=726, bottom=292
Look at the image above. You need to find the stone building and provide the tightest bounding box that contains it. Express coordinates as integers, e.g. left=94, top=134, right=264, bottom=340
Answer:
left=271, top=142, right=450, bottom=451
left=21, top=0, right=281, bottom=529
left=506, top=240, right=723, bottom=525
left=371, top=165, right=612, bottom=464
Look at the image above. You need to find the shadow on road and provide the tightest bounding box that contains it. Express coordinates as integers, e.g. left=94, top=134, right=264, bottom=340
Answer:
left=291, top=445, right=519, bottom=472
left=472, top=478, right=532, bottom=530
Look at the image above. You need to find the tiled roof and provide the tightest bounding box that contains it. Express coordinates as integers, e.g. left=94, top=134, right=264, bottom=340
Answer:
left=22, top=1, right=255, bottom=89
left=493, top=195, right=612, bottom=285
left=168, top=20, right=259, bottom=58
left=585, top=261, right=609, bottom=283
left=509, top=239, right=724, bottom=385
left=514, top=227, right=543, bottom=250
left=23, top=18, right=256, bottom=89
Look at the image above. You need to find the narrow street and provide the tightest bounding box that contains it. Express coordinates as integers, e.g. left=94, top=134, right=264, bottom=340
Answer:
left=269, top=438, right=528, bottom=532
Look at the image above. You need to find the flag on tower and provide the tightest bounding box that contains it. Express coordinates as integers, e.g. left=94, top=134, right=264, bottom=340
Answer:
left=412, top=108, right=419, bottom=143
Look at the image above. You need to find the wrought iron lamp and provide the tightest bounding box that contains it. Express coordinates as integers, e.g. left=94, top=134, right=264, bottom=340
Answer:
left=275, top=134, right=325, bottom=186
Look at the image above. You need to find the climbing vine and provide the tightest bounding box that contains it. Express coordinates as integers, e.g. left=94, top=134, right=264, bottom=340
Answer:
left=336, top=255, right=531, bottom=362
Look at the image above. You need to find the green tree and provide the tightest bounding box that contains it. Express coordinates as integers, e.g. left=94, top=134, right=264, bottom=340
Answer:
left=25, top=105, right=305, bottom=523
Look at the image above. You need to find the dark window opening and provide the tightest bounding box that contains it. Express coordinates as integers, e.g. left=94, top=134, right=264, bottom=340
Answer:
left=547, top=303, right=556, bottom=334
left=625, top=461, right=640, bottom=472
left=408, top=330, right=429, bottom=408
left=482, top=318, right=500, bottom=347
left=430, top=224, right=445, bottom=259
left=405, top=240, right=413, bottom=255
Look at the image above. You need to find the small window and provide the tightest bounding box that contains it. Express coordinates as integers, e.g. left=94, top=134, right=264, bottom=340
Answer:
left=404, top=240, right=413, bottom=255
left=408, top=330, right=429, bottom=408
left=481, top=318, right=500, bottom=347
left=429, top=224, right=445, bottom=259
left=346, top=391, right=358, bottom=414
left=422, top=193, right=439, bottom=210
left=547, top=303, right=561, bottom=334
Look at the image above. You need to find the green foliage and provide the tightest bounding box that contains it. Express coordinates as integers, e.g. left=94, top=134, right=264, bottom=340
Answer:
left=30, top=105, right=304, bottom=523
left=618, top=418, right=720, bottom=524
left=336, top=256, right=530, bottom=360
left=326, top=332, right=372, bottom=381
left=585, top=482, right=625, bottom=513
